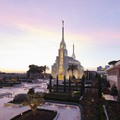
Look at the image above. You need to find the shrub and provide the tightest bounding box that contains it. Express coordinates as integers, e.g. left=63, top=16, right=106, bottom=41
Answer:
left=27, top=88, right=35, bottom=94
left=44, top=92, right=80, bottom=102
left=13, top=94, right=27, bottom=104
left=110, top=84, right=118, bottom=99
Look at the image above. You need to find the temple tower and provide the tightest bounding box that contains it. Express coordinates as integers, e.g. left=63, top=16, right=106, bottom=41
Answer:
left=58, top=21, right=67, bottom=80
left=72, top=44, right=76, bottom=59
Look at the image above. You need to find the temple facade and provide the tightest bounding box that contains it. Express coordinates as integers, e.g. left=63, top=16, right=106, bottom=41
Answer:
left=51, top=21, right=84, bottom=80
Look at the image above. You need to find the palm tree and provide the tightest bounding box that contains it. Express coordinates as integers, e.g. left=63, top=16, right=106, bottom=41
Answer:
left=67, top=63, right=78, bottom=79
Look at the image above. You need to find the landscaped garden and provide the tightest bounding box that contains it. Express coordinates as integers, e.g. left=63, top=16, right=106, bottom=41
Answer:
left=5, top=71, right=120, bottom=120
left=9, top=88, right=55, bottom=120
left=80, top=90, right=106, bottom=120
left=0, top=78, right=81, bottom=120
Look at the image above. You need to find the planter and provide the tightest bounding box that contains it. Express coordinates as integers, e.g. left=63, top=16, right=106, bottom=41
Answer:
left=11, top=108, right=57, bottom=120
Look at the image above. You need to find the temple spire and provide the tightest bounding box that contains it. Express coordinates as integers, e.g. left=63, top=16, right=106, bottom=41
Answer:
left=60, top=20, right=66, bottom=49
left=72, top=44, right=76, bottom=59
left=62, top=20, right=64, bottom=41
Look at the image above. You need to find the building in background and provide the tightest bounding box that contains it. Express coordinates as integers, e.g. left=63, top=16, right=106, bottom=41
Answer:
left=97, top=65, right=110, bottom=76
left=97, top=65, right=109, bottom=71
left=105, top=65, right=110, bottom=70
left=52, top=21, right=84, bottom=80
left=106, top=61, right=120, bottom=90
left=97, top=66, right=104, bottom=71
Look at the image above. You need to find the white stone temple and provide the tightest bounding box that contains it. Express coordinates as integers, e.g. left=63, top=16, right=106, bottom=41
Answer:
left=51, top=21, right=84, bottom=80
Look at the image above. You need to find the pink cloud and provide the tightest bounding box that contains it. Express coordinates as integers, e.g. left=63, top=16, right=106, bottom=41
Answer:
left=87, top=31, right=120, bottom=40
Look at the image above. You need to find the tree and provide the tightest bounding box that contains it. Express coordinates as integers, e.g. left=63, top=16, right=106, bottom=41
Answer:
left=98, top=74, right=102, bottom=99
left=43, top=65, right=49, bottom=74
left=27, top=64, right=39, bottom=79
left=42, top=65, right=49, bottom=79
left=95, top=72, right=99, bottom=79
left=86, top=70, right=90, bottom=80
left=67, top=63, right=78, bottom=79
left=106, top=80, right=110, bottom=88
left=117, top=93, right=120, bottom=102
left=80, top=75, right=85, bottom=96
left=110, top=84, right=118, bottom=99
left=56, top=75, right=58, bottom=92
left=22, top=89, right=45, bottom=117
left=63, top=75, right=66, bottom=93
left=37, top=66, right=44, bottom=73
left=27, top=64, right=44, bottom=79
left=49, top=75, right=53, bottom=93
left=69, top=76, right=71, bottom=93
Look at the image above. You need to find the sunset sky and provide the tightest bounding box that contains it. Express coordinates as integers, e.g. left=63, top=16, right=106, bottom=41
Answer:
left=0, top=0, right=120, bottom=73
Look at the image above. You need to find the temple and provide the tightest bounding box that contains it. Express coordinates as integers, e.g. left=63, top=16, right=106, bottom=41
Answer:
left=51, top=21, right=84, bottom=80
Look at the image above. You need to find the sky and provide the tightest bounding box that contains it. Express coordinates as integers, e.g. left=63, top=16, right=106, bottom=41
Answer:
left=0, top=0, right=120, bottom=73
